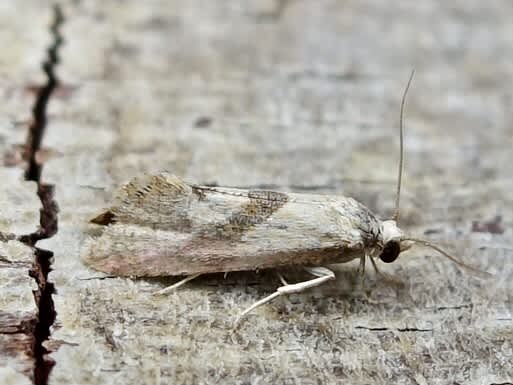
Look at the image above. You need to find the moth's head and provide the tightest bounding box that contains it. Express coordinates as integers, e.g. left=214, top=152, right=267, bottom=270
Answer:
left=378, top=220, right=413, bottom=263
left=377, top=220, right=490, bottom=278
left=374, top=71, right=489, bottom=278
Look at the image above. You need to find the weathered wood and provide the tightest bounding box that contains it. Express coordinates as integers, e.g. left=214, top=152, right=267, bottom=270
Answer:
left=0, top=241, right=38, bottom=385
left=0, top=3, right=54, bottom=384
left=12, top=1, right=513, bottom=384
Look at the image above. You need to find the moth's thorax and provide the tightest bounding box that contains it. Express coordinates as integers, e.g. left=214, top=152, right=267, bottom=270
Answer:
left=380, top=220, right=404, bottom=244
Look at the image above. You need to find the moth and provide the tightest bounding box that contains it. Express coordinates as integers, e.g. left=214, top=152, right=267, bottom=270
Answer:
left=83, top=72, right=487, bottom=323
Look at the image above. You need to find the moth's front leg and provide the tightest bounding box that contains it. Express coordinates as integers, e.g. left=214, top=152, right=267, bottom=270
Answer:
left=369, top=257, right=404, bottom=288
left=358, top=255, right=366, bottom=276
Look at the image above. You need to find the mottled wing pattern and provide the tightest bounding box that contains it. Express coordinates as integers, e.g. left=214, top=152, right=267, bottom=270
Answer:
left=90, top=174, right=194, bottom=230
left=211, top=189, right=289, bottom=239
left=83, top=173, right=381, bottom=276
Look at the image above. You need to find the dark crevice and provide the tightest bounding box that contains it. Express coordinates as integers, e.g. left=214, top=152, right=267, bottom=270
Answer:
left=17, top=4, right=64, bottom=385
left=355, top=326, right=433, bottom=333
left=433, top=304, right=473, bottom=311
left=19, top=184, right=58, bottom=245
left=396, top=327, right=433, bottom=333
left=29, top=249, right=56, bottom=385
left=355, top=326, right=389, bottom=332
left=24, top=6, right=63, bottom=184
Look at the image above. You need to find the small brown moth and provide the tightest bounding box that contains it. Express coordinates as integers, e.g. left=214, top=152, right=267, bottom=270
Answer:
left=83, top=72, right=488, bottom=323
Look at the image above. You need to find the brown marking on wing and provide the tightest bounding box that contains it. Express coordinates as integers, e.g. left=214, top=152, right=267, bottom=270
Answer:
left=90, top=210, right=116, bottom=225
left=214, top=190, right=289, bottom=238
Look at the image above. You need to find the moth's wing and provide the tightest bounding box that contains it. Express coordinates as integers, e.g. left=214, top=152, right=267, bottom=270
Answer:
left=84, top=185, right=380, bottom=277
left=90, top=173, right=195, bottom=230
left=205, top=193, right=379, bottom=270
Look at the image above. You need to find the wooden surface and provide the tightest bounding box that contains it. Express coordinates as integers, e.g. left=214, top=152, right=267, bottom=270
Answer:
left=2, top=1, right=513, bottom=384
left=0, top=3, right=52, bottom=384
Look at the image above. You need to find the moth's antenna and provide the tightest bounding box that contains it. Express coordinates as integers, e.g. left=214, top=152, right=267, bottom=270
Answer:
left=402, top=237, right=492, bottom=278
left=392, top=69, right=415, bottom=222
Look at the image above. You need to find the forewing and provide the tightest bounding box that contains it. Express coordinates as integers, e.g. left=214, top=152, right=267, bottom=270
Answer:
left=83, top=173, right=379, bottom=276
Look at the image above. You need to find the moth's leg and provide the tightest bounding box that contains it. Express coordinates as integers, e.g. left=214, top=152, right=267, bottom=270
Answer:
left=235, top=267, right=335, bottom=326
left=358, top=255, right=367, bottom=280
left=276, top=271, right=288, bottom=286
left=154, top=273, right=202, bottom=296
left=369, top=257, right=403, bottom=287
left=358, top=255, right=366, bottom=275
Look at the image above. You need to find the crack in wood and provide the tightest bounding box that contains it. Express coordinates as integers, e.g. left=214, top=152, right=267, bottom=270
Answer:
left=355, top=325, right=433, bottom=333
left=15, top=4, right=64, bottom=385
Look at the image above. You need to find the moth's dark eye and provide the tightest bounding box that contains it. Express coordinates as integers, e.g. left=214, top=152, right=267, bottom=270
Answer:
left=379, top=241, right=400, bottom=263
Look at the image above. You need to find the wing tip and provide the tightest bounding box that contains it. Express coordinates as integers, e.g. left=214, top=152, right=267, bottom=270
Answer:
left=90, top=210, right=116, bottom=225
